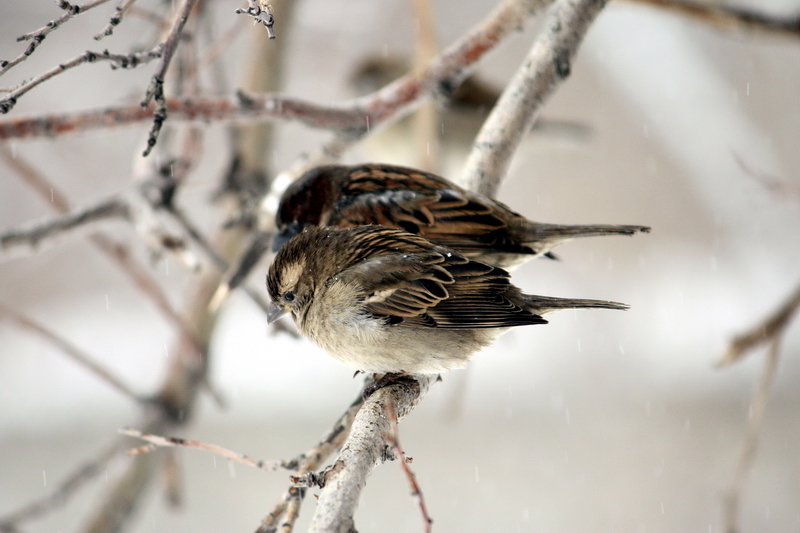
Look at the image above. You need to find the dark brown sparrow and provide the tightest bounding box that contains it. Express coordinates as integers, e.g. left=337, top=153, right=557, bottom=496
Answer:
left=267, top=225, right=628, bottom=374
left=273, top=163, right=650, bottom=269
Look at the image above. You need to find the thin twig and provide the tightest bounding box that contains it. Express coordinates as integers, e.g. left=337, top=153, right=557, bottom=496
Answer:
left=94, top=0, right=140, bottom=40
left=121, top=428, right=287, bottom=472
left=0, top=48, right=164, bottom=114
left=0, top=0, right=112, bottom=76
left=621, top=0, right=800, bottom=39
left=0, top=303, right=143, bottom=402
left=141, top=0, right=199, bottom=156
left=384, top=399, right=433, bottom=533
left=719, top=280, right=800, bottom=366
left=720, top=337, right=782, bottom=533
left=0, top=440, right=123, bottom=529
left=461, top=0, right=609, bottom=196
left=0, top=198, right=129, bottom=255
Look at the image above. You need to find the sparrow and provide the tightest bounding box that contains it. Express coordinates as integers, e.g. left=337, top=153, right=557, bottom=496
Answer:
left=267, top=225, right=628, bottom=374
left=273, top=163, right=650, bottom=269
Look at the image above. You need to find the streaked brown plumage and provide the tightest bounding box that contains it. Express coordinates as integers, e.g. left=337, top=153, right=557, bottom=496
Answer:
left=267, top=226, right=627, bottom=374
left=273, top=163, right=650, bottom=269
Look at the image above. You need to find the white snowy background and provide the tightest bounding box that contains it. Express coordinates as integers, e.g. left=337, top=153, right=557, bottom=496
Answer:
left=1, top=0, right=799, bottom=532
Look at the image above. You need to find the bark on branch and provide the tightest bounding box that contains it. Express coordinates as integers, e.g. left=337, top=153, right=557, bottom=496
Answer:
left=307, top=375, right=435, bottom=533
left=461, top=0, right=610, bottom=196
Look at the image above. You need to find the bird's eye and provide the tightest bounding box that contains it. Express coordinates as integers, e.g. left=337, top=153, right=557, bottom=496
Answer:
left=283, top=291, right=295, bottom=302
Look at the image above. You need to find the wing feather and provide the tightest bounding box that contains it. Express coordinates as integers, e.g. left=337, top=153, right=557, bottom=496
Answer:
left=337, top=226, right=547, bottom=329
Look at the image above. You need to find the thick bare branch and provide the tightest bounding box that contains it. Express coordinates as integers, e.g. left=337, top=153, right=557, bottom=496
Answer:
left=0, top=0, right=550, bottom=146
left=461, top=0, right=609, bottom=196
left=307, top=375, right=434, bottom=533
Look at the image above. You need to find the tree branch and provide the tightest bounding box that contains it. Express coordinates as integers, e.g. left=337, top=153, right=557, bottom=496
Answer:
left=383, top=399, right=432, bottom=533
left=256, top=389, right=365, bottom=533
left=307, top=375, right=434, bottom=533
left=140, top=0, right=199, bottom=156
left=120, top=428, right=288, bottom=472
left=0, top=198, right=129, bottom=255
left=0, top=48, right=164, bottom=114
left=461, top=0, right=609, bottom=196
left=94, top=0, right=140, bottom=40
left=0, top=0, right=113, bottom=76
left=0, top=145, right=205, bottom=356
left=719, top=279, right=800, bottom=366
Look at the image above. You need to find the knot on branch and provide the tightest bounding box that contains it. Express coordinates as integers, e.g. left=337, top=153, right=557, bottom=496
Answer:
left=235, top=89, right=259, bottom=110
left=0, top=96, right=17, bottom=114
left=554, top=49, right=571, bottom=79
left=291, top=460, right=345, bottom=489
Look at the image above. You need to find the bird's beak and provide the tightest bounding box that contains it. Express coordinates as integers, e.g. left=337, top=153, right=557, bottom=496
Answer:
left=267, top=303, right=289, bottom=324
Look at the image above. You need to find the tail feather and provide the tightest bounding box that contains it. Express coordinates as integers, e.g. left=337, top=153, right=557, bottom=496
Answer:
left=524, top=223, right=650, bottom=243
left=521, top=294, right=629, bottom=315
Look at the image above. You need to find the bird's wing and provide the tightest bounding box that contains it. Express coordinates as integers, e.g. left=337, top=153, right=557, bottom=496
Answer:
left=333, top=166, right=532, bottom=255
left=339, top=227, right=546, bottom=328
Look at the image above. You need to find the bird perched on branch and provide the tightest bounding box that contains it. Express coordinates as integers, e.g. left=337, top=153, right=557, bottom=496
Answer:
left=273, top=163, right=650, bottom=269
left=267, top=225, right=628, bottom=374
